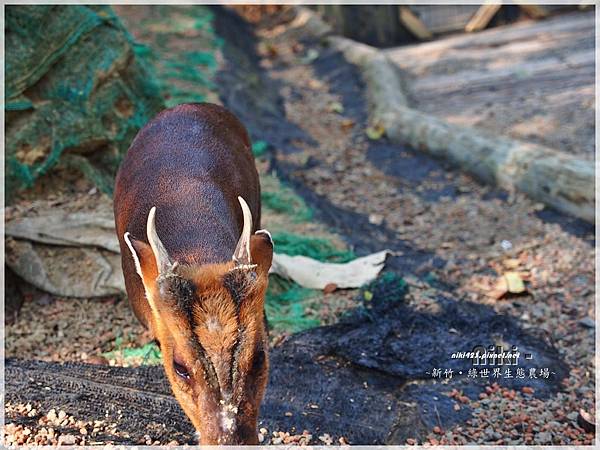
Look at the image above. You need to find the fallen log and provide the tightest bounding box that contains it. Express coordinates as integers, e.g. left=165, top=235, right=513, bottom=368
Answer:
left=328, top=35, right=594, bottom=223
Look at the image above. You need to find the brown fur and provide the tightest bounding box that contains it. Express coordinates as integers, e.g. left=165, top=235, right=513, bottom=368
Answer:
left=113, top=103, right=272, bottom=444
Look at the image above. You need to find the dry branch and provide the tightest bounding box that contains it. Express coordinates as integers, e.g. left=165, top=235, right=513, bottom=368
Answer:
left=398, top=7, right=432, bottom=40
left=465, top=4, right=501, bottom=32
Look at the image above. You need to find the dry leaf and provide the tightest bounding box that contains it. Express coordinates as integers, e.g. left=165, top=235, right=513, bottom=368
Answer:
left=340, top=119, right=355, bottom=131
left=488, top=272, right=527, bottom=299
left=366, top=124, right=385, bottom=140
left=328, top=101, right=344, bottom=114
left=323, top=283, right=338, bottom=294
left=504, top=271, right=526, bottom=294
left=308, top=78, right=323, bottom=89
left=577, top=409, right=595, bottom=433
left=301, top=48, right=319, bottom=63
left=503, top=258, right=521, bottom=269
left=488, top=276, right=508, bottom=299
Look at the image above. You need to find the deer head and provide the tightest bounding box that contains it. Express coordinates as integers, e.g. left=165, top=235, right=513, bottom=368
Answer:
left=124, top=197, right=273, bottom=444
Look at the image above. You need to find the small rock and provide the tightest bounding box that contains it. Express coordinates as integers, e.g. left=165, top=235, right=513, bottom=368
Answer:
left=318, top=433, right=334, bottom=445
left=535, top=431, right=552, bottom=444
left=58, top=434, right=77, bottom=445
left=368, top=214, right=383, bottom=225
left=579, top=317, right=595, bottom=329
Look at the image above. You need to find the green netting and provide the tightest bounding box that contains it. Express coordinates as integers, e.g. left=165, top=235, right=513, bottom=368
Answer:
left=251, top=140, right=269, bottom=157
left=272, top=232, right=356, bottom=262
left=261, top=190, right=313, bottom=222
left=265, top=275, right=320, bottom=333
left=5, top=5, right=164, bottom=200
left=124, top=5, right=221, bottom=108
left=102, top=340, right=162, bottom=366
left=265, top=232, right=357, bottom=332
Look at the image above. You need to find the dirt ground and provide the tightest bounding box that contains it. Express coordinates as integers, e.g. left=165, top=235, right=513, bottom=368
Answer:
left=4, top=5, right=596, bottom=446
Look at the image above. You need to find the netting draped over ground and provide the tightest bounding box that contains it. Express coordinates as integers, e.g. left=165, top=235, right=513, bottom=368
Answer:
left=5, top=5, right=164, bottom=200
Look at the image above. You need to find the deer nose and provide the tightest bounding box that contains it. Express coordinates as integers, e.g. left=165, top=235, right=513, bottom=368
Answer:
left=220, top=410, right=237, bottom=434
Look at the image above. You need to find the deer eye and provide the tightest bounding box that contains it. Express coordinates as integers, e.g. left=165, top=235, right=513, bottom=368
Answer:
left=173, top=359, right=190, bottom=380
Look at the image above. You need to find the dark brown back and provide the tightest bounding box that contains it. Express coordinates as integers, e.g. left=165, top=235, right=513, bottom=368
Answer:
left=114, top=103, right=260, bottom=326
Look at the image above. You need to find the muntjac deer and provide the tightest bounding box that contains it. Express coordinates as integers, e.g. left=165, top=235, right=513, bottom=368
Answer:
left=114, top=103, right=273, bottom=444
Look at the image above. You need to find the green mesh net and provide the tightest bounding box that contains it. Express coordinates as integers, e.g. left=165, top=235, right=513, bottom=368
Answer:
left=272, top=232, right=356, bottom=262
left=119, top=5, right=221, bottom=108
left=265, top=275, right=321, bottom=333
left=5, top=5, right=165, bottom=201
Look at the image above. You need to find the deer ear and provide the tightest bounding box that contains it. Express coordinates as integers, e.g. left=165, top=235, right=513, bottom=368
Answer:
left=251, top=229, right=273, bottom=276
left=124, top=232, right=159, bottom=288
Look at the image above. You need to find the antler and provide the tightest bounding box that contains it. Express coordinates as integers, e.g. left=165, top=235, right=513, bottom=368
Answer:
left=147, top=206, right=172, bottom=274
left=233, top=196, right=253, bottom=266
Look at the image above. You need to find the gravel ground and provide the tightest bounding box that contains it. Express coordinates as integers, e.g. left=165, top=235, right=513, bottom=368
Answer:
left=4, top=399, right=348, bottom=446
left=250, top=10, right=595, bottom=445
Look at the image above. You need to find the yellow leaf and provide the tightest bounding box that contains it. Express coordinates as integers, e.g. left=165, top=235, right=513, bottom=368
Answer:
left=504, top=271, right=526, bottom=294
left=328, top=101, right=344, bottom=114
left=366, top=124, right=385, bottom=140
left=363, top=290, right=373, bottom=301
left=503, top=258, right=520, bottom=269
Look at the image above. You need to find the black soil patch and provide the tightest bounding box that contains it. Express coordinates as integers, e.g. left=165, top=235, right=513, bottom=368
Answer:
left=212, top=6, right=313, bottom=152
